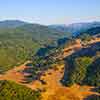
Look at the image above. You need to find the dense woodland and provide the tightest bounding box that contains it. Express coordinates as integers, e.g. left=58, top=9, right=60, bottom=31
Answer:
left=62, top=42, right=100, bottom=87
left=0, top=30, right=40, bottom=72
left=0, top=80, right=41, bottom=100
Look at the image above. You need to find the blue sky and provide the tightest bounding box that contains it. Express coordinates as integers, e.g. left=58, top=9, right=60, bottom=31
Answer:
left=0, top=0, right=100, bottom=25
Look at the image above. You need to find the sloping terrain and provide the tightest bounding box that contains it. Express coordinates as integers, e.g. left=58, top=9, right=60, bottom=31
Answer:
left=49, top=21, right=100, bottom=37
left=0, top=80, right=41, bottom=100
left=0, top=37, right=100, bottom=100
left=0, top=62, right=99, bottom=100
left=0, top=21, right=69, bottom=73
left=62, top=42, right=100, bottom=86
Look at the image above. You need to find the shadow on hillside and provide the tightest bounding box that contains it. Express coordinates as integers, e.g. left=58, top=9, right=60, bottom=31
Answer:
left=36, top=37, right=69, bottom=56
left=84, top=94, right=100, bottom=100
left=70, top=42, right=100, bottom=57
left=90, top=87, right=100, bottom=93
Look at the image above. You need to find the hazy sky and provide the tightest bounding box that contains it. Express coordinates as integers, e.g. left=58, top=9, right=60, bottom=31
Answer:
left=0, top=0, right=100, bottom=25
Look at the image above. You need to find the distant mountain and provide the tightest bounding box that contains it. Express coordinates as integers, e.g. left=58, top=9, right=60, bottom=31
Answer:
left=68, top=22, right=100, bottom=37
left=0, top=20, right=69, bottom=43
left=48, top=24, right=67, bottom=32
left=48, top=24, right=72, bottom=38
left=85, top=27, right=100, bottom=35
left=48, top=24, right=69, bottom=34
left=15, top=23, right=68, bottom=43
left=49, top=21, right=100, bottom=37
left=1, top=20, right=100, bottom=38
left=76, top=27, right=100, bottom=39
left=0, top=20, right=28, bottom=28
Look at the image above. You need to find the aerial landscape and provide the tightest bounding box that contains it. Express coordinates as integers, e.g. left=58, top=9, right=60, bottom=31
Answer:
left=0, top=0, right=100, bottom=100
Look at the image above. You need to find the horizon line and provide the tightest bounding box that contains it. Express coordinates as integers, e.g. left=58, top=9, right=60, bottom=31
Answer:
left=0, top=18, right=100, bottom=25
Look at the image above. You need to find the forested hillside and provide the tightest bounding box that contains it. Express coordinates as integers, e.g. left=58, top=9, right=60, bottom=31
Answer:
left=76, top=27, right=100, bottom=39
left=0, top=28, right=40, bottom=72
left=0, top=21, right=68, bottom=72
left=62, top=42, right=100, bottom=86
left=0, top=80, right=41, bottom=100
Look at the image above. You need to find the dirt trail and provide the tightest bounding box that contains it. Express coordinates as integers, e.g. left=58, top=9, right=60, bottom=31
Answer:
left=62, top=38, right=100, bottom=59
left=0, top=63, right=99, bottom=100
left=27, top=64, right=99, bottom=100
left=0, top=61, right=31, bottom=83
left=0, top=38, right=100, bottom=100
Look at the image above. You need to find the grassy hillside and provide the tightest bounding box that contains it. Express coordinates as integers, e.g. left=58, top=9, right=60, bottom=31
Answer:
left=0, top=22, right=69, bottom=72
left=0, top=29, right=40, bottom=72
left=16, top=24, right=68, bottom=43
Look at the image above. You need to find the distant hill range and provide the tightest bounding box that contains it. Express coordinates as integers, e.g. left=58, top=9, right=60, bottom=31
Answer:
left=0, top=20, right=100, bottom=38
left=0, top=20, right=28, bottom=28
left=49, top=21, right=100, bottom=37
left=0, top=20, right=69, bottom=42
left=84, top=27, right=100, bottom=35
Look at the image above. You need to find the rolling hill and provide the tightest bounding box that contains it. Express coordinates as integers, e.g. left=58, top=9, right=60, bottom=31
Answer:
left=0, top=20, right=28, bottom=28
left=0, top=35, right=100, bottom=100
left=0, top=20, right=69, bottom=72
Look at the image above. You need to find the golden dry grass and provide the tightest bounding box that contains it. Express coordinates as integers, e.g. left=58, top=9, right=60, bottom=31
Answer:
left=27, top=64, right=100, bottom=100
left=0, top=60, right=99, bottom=100
left=0, top=38, right=100, bottom=100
